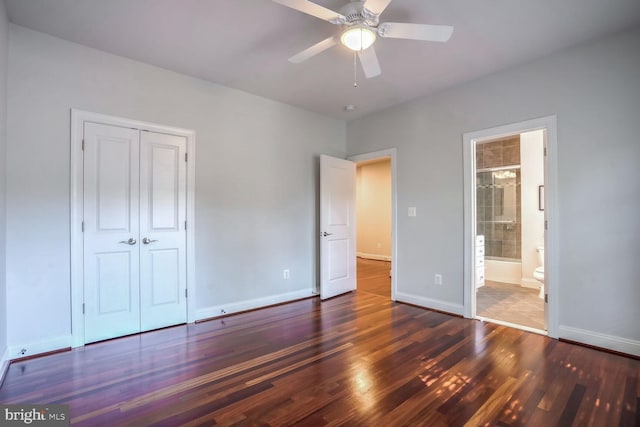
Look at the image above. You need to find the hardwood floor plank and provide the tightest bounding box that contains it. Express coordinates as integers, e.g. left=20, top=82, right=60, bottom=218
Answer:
left=556, top=383, right=587, bottom=426
left=619, top=375, right=638, bottom=427
left=1, top=291, right=638, bottom=426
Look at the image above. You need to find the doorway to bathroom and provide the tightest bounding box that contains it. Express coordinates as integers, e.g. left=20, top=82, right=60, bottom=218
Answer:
left=463, top=116, right=558, bottom=337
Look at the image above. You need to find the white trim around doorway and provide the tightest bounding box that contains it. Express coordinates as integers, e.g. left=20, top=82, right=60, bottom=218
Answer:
left=463, top=116, right=558, bottom=338
left=348, top=148, right=397, bottom=301
left=70, top=109, right=197, bottom=348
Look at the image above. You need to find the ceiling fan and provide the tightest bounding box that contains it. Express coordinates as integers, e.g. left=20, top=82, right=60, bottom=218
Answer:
left=272, top=0, right=454, bottom=78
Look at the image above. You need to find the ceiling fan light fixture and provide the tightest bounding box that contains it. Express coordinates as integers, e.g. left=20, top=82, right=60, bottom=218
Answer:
left=340, top=25, right=376, bottom=51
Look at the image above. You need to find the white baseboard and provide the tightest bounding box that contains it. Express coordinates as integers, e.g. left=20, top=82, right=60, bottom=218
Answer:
left=559, top=325, right=640, bottom=357
left=357, top=252, right=391, bottom=262
left=7, top=335, right=73, bottom=361
left=395, top=292, right=464, bottom=316
left=520, top=278, right=541, bottom=289
left=196, top=288, right=317, bottom=321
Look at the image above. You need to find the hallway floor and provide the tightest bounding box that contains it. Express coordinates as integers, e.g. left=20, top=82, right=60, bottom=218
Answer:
left=476, top=280, right=545, bottom=330
left=357, top=258, right=391, bottom=299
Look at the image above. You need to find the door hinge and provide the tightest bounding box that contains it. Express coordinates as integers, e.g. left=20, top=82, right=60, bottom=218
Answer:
left=184, top=221, right=187, bottom=230
left=185, top=288, right=188, bottom=298
left=82, top=221, right=85, bottom=232
left=185, top=153, right=188, bottom=162
left=544, top=294, right=548, bottom=303
left=544, top=147, right=547, bottom=156
left=82, top=303, right=85, bottom=314
left=544, top=220, right=548, bottom=230
left=82, top=139, right=85, bottom=151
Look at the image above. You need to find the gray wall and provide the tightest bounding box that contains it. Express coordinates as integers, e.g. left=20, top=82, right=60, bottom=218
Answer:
left=6, top=25, right=345, bottom=354
left=0, top=0, right=8, bottom=365
left=347, top=27, right=640, bottom=353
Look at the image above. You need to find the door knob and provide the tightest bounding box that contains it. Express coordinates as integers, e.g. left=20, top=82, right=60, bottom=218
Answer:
left=119, top=238, right=137, bottom=245
left=142, top=237, right=158, bottom=244
left=322, top=232, right=332, bottom=237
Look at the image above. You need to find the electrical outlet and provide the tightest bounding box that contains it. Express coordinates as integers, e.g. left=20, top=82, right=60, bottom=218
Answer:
left=434, top=274, right=443, bottom=286
left=283, top=269, right=290, bottom=279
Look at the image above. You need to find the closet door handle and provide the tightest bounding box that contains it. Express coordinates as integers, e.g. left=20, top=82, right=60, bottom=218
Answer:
left=119, top=238, right=137, bottom=245
left=142, top=237, right=158, bottom=245
left=322, top=232, right=332, bottom=237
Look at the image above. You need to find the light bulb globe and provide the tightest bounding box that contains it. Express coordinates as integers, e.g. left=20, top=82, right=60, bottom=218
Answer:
left=341, top=26, right=376, bottom=51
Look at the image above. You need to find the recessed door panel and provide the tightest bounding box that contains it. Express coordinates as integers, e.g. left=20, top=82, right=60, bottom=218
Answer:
left=149, top=249, right=180, bottom=306
left=150, top=144, right=180, bottom=230
left=96, top=252, right=133, bottom=314
left=96, top=138, right=133, bottom=231
left=328, top=239, right=349, bottom=280
left=328, top=166, right=351, bottom=227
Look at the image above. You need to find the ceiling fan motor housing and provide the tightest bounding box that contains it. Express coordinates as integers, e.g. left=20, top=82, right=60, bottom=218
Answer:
left=331, top=0, right=380, bottom=27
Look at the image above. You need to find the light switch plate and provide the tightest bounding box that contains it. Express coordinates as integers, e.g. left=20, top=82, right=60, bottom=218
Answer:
left=408, top=207, right=417, bottom=217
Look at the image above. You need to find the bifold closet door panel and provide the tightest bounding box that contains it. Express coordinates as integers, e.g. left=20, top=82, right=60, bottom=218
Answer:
left=83, top=122, right=141, bottom=344
left=139, top=131, right=188, bottom=332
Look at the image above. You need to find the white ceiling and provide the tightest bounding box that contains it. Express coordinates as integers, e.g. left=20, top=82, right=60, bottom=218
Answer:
left=5, top=0, right=640, bottom=120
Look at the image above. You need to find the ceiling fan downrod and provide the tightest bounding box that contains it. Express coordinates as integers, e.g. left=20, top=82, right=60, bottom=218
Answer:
left=353, top=51, right=358, bottom=88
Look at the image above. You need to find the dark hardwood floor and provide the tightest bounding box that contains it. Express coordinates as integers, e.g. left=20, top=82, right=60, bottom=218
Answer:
left=1, top=292, right=639, bottom=426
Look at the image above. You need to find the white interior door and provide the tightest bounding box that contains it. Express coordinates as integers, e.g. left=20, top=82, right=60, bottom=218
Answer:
left=83, top=123, right=188, bottom=343
left=320, top=155, right=356, bottom=300
left=139, top=131, right=187, bottom=331
left=83, top=122, right=141, bottom=343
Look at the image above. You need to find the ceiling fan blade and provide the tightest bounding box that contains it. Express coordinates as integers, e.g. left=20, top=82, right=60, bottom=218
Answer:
left=358, top=46, right=382, bottom=78
left=272, top=0, right=345, bottom=23
left=378, top=23, right=454, bottom=42
left=363, top=0, right=393, bottom=15
left=288, top=36, right=338, bottom=63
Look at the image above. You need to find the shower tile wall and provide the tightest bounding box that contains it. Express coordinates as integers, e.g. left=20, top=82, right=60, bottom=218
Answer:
left=477, top=136, right=521, bottom=260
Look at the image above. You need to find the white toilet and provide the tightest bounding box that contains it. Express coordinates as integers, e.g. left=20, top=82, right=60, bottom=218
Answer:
left=534, top=246, right=545, bottom=299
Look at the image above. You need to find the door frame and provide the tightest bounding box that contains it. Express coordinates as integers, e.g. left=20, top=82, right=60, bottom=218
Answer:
left=462, top=115, right=558, bottom=338
left=70, top=109, right=196, bottom=347
left=348, top=148, right=397, bottom=301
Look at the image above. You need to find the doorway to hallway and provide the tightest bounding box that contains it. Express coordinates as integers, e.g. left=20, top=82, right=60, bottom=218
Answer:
left=349, top=149, right=397, bottom=301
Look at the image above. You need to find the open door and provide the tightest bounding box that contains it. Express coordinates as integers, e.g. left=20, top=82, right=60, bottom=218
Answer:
left=320, top=155, right=356, bottom=300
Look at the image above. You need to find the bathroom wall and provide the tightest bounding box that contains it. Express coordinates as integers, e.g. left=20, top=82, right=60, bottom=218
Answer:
left=520, top=130, right=545, bottom=287
left=476, top=136, right=521, bottom=260
left=356, top=159, right=392, bottom=260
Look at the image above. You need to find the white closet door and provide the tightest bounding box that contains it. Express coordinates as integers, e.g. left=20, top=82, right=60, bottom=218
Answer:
left=83, top=122, right=141, bottom=343
left=139, top=131, right=187, bottom=331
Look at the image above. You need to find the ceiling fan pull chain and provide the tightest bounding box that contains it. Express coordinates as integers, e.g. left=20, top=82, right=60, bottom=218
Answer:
left=353, top=51, right=358, bottom=88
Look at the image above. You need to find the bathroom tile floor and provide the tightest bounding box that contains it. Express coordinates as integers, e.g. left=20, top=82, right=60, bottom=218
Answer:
left=476, top=280, right=545, bottom=330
